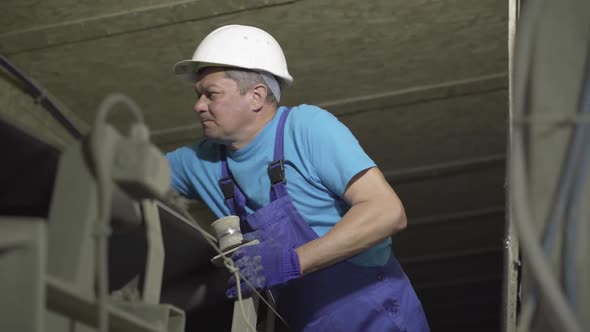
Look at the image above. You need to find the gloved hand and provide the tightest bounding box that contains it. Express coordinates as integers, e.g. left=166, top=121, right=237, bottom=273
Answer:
left=226, top=231, right=301, bottom=298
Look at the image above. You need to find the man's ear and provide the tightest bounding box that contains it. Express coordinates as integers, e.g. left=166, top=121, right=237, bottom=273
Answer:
left=250, top=83, right=268, bottom=110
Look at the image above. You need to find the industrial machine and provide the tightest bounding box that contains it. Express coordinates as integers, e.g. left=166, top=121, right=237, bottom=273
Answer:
left=0, top=84, right=271, bottom=331
left=0, top=92, right=207, bottom=332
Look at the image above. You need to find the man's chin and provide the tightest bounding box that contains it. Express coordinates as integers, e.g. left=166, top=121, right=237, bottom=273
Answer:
left=202, top=126, right=214, bottom=136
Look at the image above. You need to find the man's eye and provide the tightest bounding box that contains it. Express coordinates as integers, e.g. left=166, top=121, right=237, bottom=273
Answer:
left=195, top=91, right=218, bottom=99
left=206, top=92, right=218, bottom=99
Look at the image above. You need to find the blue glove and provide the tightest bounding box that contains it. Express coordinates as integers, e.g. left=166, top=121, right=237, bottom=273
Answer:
left=226, top=232, right=301, bottom=298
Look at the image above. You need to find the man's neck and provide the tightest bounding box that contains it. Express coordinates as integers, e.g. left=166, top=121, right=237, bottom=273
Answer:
left=229, top=105, right=278, bottom=151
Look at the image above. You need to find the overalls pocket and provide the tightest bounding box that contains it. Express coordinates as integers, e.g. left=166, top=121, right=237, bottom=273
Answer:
left=319, top=290, right=404, bottom=332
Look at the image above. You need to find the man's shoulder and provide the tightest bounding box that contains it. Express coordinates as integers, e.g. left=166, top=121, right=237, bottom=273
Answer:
left=167, top=138, right=219, bottom=162
left=285, top=104, right=338, bottom=126
left=288, top=104, right=330, bottom=116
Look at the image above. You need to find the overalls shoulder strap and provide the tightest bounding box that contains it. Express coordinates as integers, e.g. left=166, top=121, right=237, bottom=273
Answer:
left=218, top=146, right=249, bottom=223
left=268, top=107, right=292, bottom=200
left=218, top=108, right=293, bottom=218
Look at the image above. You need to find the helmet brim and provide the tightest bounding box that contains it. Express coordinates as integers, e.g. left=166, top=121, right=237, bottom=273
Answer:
left=173, top=59, right=293, bottom=89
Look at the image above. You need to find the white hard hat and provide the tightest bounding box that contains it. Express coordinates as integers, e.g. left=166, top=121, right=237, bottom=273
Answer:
left=174, top=25, right=293, bottom=89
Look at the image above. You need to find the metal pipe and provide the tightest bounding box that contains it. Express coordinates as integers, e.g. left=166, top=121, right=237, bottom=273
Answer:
left=0, top=54, right=82, bottom=139
left=503, top=1, right=520, bottom=331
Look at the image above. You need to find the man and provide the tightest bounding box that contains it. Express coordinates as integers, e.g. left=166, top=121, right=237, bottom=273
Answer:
left=167, top=24, right=429, bottom=331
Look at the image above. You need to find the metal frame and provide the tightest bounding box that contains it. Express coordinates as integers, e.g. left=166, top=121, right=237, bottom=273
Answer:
left=0, top=218, right=46, bottom=332
left=503, top=1, right=520, bottom=331
left=2, top=126, right=186, bottom=331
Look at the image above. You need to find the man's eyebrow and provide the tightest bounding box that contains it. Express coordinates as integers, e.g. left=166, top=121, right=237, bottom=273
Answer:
left=195, top=83, right=221, bottom=92
left=206, top=83, right=222, bottom=89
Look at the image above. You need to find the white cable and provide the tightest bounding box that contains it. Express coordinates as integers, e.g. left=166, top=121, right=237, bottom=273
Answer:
left=155, top=201, right=289, bottom=329
left=156, top=202, right=218, bottom=242
left=157, top=203, right=260, bottom=331
left=184, top=221, right=260, bottom=332
left=230, top=266, right=258, bottom=332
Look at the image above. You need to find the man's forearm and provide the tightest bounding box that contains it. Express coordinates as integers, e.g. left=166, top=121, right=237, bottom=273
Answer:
left=295, top=197, right=406, bottom=276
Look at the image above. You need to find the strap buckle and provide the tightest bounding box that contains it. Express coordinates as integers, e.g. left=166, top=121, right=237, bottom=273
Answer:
left=268, top=159, right=286, bottom=184
left=218, top=176, right=235, bottom=199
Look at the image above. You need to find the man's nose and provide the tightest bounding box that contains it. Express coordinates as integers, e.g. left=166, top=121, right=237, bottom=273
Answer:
left=194, top=95, right=208, bottom=114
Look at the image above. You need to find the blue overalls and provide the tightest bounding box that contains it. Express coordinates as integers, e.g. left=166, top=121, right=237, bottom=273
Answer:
left=219, top=109, right=430, bottom=331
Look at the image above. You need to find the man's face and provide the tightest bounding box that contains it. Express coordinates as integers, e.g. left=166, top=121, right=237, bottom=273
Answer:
left=193, top=67, right=253, bottom=143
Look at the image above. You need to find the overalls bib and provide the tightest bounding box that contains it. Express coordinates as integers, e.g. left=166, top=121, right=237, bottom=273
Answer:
left=219, top=109, right=430, bottom=331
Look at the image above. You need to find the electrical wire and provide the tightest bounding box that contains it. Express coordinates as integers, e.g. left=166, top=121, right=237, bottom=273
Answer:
left=156, top=202, right=219, bottom=242
left=161, top=204, right=264, bottom=332
left=156, top=201, right=290, bottom=330
left=157, top=204, right=263, bottom=332
left=0, top=53, right=82, bottom=139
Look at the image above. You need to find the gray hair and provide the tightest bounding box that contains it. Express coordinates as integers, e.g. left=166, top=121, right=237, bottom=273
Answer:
left=223, top=68, right=279, bottom=105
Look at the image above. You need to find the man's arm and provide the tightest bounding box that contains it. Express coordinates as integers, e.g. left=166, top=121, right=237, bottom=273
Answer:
left=295, top=166, right=407, bottom=276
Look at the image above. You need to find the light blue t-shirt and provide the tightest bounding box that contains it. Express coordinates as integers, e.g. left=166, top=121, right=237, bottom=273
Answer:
left=166, top=104, right=391, bottom=266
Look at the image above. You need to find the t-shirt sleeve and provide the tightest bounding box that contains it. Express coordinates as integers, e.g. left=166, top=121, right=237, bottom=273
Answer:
left=302, top=107, right=376, bottom=198
left=165, top=147, right=200, bottom=200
